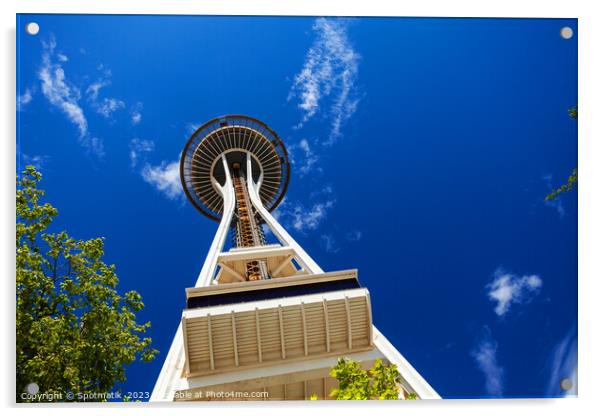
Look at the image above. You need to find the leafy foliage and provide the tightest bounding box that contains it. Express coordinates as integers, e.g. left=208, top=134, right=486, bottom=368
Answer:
left=545, top=168, right=578, bottom=202
left=16, top=166, right=157, bottom=402
left=545, top=107, right=578, bottom=202
left=329, top=357, right=406, bottom=400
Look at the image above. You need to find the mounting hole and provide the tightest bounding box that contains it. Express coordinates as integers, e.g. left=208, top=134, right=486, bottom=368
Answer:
left=25, top=382, right=39, bottom=395
left=560, top=378, right=573, bottom=391
left=25, top=22, right=40, bottom=36
left=560, top=26, right=573, bottom=40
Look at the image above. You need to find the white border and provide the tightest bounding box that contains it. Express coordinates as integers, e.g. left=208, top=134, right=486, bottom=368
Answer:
left=3, top=1, right=601, bottom=415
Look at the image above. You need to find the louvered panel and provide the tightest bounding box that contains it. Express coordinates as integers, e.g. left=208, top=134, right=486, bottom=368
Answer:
left=211, top=315, right=235, bottom=369
left=183, top=289, right=373, bottom=377
left=349, top=296, right=370, bottom=346
left=282, top=306, right=304, bottom=355
left=258, top=309, right=282, bottom=361
left=305, top=304, right=328, bottom=355
left=234, top=312, right=259, bottom=365
left=184, top=317, right=211, bottom=373
left=233, top=324, right=257, bottom=338
left=327, top=299, right=348, bottom=351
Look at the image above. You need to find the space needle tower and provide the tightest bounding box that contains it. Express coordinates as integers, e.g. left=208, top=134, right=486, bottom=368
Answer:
left=151, top=115, right=439, bottom=401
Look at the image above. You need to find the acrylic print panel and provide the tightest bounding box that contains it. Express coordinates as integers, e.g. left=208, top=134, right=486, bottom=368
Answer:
left=16, top=14, right=577, bottom=402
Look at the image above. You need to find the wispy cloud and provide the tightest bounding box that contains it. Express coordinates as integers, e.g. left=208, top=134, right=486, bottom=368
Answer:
left=17, top=88, right=34, bottom=111
left=471, top=326, right=504, bottom=397
left=486, top=268, right=543, bottom=316
left=85, top=70, right=110, bottom=103
left=273, top=195, right=336, bottom=233
left=290, top=200, right=334, bottom=232
left=86, top=64, right=125, bottom=119
left=96, top=97, right=125, bottom=118
left=82, top=137, right=104, bottom=157
left=289, top=138, right=320, bottom=176
left=86, top=79, right=109, bottom=102
left=546, top=324, right=577, bottom=397
left=320, top=233, right=340, bottom=253
left=38, top=37, right=103, bottom=156
left=39, top=37, right=88, bottom=138
left=129, top=138, right=155, bottom=168
left=542, top=174, right=566, bottom=217
left=130, top=102, right=143, bottom=125
left=289, top=18, right=360, bottom=143
left=141, top=158, right=183, bottom=200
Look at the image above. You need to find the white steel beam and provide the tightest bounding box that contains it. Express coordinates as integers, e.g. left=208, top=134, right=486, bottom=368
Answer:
left=217, top=246, right=294, bottom=263
left=372, top=327, right=441, bottom=399
left=245, top=153, right=323, bottom=274
left=194, top=154, right=236, bottom=287
left=151, top=155, right=235, bottom=401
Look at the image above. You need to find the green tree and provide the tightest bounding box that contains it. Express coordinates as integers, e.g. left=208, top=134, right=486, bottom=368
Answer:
left=16, top=166, right=157, bottom=402
left=329, top=357, right=414, bottom=400
left=545, top=107, right=578, bottom=201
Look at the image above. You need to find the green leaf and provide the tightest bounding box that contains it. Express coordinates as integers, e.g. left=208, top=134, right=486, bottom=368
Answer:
left=329, top=357, right=407, bottom=400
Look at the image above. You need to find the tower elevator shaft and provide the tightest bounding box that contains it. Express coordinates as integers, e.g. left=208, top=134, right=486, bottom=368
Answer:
left=231, top=163, right=269, bottom=281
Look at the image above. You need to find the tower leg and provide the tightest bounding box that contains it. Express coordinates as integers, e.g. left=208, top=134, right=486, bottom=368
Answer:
left=245, top=153, right=323, bottom=275
left=151, top=156, right=235, bottom=401
left=194, top=155, right=236, bottom=288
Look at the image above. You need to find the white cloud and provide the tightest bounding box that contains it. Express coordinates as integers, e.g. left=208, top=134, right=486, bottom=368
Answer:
left=290, top=138, right=320, bottom=176
left=131, top=112, right=142, bottom=125
left=39, top=37, right=88, bottom=138
left=289, top=18, right=360, bottom=143
left=129, top=138, right=155, bottom=168
left=471, top=327, right=504, bottom=397
left=486, top=268, right=543, bottom=316
left=86, top=65, right=125, bottom=119
left=86, top=79, right=110, bottom=102
left=96, top=97, right=125, bottom=118
left=273, top=196, right=335, bottom=233
left=84, top=136, right=105, bottom=157
left=291, top=201, right=334, bottom=231
left=17, top=88, right=33, bottom=111
left=130, top=102, right=143, bottom=125
left=57, top=53, right=68, bottom=62
left=321, top=234, right=340, bottom=253
left=38, top=37, right=103, bottom=156
left=546, top=324, right=577, bottom=397
left=141, top=158, right=182, bottom=200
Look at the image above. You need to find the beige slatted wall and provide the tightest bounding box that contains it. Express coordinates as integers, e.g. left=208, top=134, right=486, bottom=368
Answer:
left=184, top=294, right=372, bottom=376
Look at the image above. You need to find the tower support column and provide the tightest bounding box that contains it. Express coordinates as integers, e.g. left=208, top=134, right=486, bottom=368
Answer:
left=245, top=153, right=323, bottom=275
left=195, top=155, right=236, bottom=287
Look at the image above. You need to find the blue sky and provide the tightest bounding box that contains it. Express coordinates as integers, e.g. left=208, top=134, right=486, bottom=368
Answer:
left=16, top=15, right=577, bottom=399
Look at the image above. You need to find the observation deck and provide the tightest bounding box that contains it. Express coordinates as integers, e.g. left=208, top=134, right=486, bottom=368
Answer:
left=180, top=115, right=290, bottom=221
